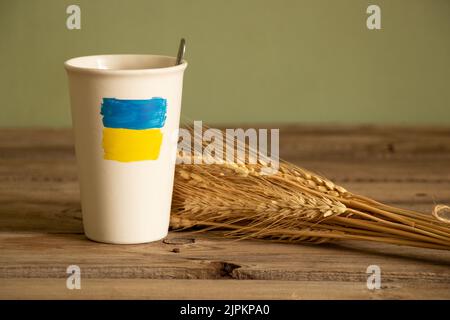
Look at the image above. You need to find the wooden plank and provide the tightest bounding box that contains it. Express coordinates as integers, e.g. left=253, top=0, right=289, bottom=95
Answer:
left=0, top=232, right=449, bottom=282
left=1, top=278, right=449, bottom=300
left=0, top=185, right=444, bottom=234
left=1, top=126, right=450, bottom=160
left=1, top=159, right=448, bottom=235
left=1, top=158, right=448, bottom=184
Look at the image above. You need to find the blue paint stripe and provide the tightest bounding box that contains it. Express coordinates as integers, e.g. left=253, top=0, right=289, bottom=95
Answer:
left=101, top=97, right=167, bottom=130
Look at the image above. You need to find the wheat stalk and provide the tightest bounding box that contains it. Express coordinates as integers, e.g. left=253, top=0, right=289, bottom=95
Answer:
left=170, top=127, right=450, bottom=250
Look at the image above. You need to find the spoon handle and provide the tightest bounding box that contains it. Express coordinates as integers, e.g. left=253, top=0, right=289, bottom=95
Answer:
left=176, top=38, right=186, bottom=65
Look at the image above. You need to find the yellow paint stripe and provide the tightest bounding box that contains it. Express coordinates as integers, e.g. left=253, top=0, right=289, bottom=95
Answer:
left=102, top=128, right=163, bottom=162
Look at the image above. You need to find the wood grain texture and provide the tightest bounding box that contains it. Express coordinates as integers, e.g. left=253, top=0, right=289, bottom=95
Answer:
left=1, top=279, right=449, bottom=300
left=0, top=126, right=449, bottom=299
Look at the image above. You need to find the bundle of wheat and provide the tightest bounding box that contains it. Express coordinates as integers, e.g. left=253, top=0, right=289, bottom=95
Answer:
left=170, top=128, right=450, bottom=250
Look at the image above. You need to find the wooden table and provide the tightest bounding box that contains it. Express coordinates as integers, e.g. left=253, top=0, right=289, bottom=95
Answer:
left=0, top=126, right=449, bottom=299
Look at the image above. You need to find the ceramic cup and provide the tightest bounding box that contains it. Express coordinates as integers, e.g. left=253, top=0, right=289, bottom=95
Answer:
left=64, top=54, right=187, bottom=244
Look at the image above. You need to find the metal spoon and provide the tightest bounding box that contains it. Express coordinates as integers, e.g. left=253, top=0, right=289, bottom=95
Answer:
left=175, top=38, right=186, bottom=65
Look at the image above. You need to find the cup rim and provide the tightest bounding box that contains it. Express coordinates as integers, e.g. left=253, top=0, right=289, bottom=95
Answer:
left=64, top=54, right=188, bottom=75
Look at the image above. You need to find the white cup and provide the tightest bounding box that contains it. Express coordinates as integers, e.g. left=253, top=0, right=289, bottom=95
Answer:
left=64, top=54, right=187, bottom=244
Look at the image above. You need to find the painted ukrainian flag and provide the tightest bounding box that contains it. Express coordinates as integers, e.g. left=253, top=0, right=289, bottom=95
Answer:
left=100, top=97, right=167, bottom=162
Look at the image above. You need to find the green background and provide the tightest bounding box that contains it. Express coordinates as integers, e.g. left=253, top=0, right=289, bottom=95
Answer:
left=1, top=0, right=449, bottom=127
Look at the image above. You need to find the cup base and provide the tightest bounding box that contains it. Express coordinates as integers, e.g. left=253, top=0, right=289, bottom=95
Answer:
left=84, top=231, right=168, bottom=245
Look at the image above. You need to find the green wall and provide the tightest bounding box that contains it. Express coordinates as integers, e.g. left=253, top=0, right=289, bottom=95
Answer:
left=1, top=0, right=449, bottom=127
